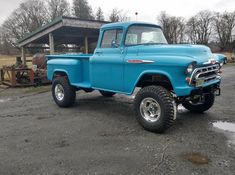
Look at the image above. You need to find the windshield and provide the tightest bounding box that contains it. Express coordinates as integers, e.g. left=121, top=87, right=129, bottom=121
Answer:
left=125, top=25, right=168, bottom=46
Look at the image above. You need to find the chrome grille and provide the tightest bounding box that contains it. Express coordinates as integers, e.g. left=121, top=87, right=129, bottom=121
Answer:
left=190, top=64, right=220, bottom=86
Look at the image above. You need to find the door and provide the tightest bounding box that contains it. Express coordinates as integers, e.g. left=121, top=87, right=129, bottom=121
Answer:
left=90, top=29, right=124, bottom=92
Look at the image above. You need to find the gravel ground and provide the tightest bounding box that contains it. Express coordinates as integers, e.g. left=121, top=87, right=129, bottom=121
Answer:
left=0, top=65, right=234, bottom=175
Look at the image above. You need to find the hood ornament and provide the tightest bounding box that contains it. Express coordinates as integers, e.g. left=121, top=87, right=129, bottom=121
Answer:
left=203, top=58, right=216, bottom=65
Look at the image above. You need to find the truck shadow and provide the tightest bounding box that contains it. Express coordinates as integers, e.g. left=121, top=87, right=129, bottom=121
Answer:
left=73, top=94, right=135, bottom=120
left=68, top=92, right=214, bottom=134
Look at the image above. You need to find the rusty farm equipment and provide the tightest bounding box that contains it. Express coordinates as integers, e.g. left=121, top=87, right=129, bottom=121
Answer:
left=0, top=54, right=50, bottom=87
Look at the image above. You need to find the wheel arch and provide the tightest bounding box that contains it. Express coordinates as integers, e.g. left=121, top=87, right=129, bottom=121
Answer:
left=132, top=71, right=175, bottom=93
left=53, top=70, right=69, bottom=78
left=52, top=70, right=75, bottom=86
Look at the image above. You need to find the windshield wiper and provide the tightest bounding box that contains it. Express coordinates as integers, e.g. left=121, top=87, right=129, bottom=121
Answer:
left=126, top=43, right=167, bottom=47
left=140, top=43, right=167, bottom=45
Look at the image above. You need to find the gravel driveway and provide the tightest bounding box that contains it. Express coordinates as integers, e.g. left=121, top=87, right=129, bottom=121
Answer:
left=0, top=65, right=234, bottom=175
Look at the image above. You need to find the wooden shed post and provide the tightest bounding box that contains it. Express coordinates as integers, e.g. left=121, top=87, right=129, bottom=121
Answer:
left=85, top=36, right=88, bottom=54
left=21, top=47, right=26, bottom=66
left=49, top=33, right=55, bottom=55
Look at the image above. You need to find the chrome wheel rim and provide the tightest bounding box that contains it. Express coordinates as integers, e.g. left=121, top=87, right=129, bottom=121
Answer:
left=140, top=97, right=161, bottom=122
left=55, top=84, right=64, bottom=101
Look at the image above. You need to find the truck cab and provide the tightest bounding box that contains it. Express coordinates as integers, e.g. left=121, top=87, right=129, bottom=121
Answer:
left=47, top=22, right=222, bottom=133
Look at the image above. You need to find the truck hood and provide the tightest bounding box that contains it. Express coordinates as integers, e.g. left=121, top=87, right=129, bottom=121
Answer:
left=137, top=44, right=213, bottom=65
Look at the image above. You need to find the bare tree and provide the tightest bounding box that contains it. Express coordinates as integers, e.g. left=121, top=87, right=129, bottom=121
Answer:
left=95, top=7, right=105, bottom=21
left=109, top=9, right=120, bottom=22
left=214, top=11, right=235, bottom=51
left=73, top=0, right=94, bottom=20
left=186, top=17, right=199, bottom=44
left=2, top=0, right=48, bottom=45
left=47, top=0, right=70, bottom=21
left=0, top=27, right=5, bottom=54
left=158, top=12, right=185, bottom=44
left=197, top=10, right=214, bottom=45
left=118, top=10, right=130, bottom=22
left=109, top=9, right=129, bottom=22
left=186, top=10, right=214, bottom=45
left=19, top=0, right=48, bottom=32
left=0, top=27, right=18, bottom=54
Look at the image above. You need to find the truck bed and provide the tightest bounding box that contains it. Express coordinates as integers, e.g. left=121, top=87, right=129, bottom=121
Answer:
left=47, top=54, right=93, bottom=88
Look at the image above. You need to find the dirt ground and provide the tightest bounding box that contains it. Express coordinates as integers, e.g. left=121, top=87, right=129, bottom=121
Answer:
left=0, top=65, right=234, bottom=175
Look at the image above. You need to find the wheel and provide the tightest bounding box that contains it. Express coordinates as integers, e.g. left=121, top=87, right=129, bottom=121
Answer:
left=182, top=93, right=215, bottom=113
left=224, top=58, right=227, bottom=64
left=134, top=86, right=176, bottom=133
left=83, top=88, right=94, bottom=93
left=99, top=90, right=116, bottom=97
left=52, top=77, right=76, bottom=107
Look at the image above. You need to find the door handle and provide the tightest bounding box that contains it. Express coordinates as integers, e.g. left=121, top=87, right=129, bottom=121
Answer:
left=120, top=48, right=124, bottom=54
left=95, top=51, right=103, bottom=55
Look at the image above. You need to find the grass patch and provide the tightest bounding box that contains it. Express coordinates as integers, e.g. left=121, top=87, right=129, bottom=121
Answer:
left=0, top=55, right=16, bottom=68
left=223, top=63, right=235, bottom=67
left=0, top=55, right=32, bottom=68
left=219, top=52, right=234, bottom=59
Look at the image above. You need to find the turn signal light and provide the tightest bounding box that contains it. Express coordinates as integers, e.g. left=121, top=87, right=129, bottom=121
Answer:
left=186, top=77, right=191, bottom=83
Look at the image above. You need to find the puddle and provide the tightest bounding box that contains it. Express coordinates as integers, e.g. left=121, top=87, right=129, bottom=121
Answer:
left=181, top=152, right=210, bottom=165
left=0, top=98, right=11, bottom=103
left=131, top=95, right=135, bottom=99
left=212, top=121, right=235, bottom=148
left=177, top=104, right=187, bottom=113
left=213, top=121, right=235, bottom=132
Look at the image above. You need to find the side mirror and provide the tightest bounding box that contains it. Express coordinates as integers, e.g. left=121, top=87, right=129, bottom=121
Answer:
left=111, top=39, right=119, bottom=48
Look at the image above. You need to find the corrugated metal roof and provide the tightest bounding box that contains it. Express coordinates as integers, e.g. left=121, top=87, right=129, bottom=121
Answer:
left=17, top=16, right=63, bottom=44
left=17, top=16, right=109, bottom=45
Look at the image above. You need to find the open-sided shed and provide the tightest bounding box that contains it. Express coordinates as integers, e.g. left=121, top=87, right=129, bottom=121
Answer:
left=17, top=16, right=108, bottom=65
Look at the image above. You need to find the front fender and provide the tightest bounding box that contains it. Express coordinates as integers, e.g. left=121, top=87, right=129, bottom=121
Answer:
left=213, top=53, right=226, bottom=64
left=129, top=70, right=175, bottom=94
left=128, top=69, right=197, bottom=97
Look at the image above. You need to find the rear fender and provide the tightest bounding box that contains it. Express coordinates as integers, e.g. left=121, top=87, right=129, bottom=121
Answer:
left=47, top=59, right=82, bottom=84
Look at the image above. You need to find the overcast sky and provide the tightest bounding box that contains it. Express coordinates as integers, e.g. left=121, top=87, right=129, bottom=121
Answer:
left=0, top=0, right=235, bottom=25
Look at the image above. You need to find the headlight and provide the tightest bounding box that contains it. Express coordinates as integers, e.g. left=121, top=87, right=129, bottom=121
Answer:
left=220, top=62, right=223, bottom=67
left=186, top=62, right=196, bottom=74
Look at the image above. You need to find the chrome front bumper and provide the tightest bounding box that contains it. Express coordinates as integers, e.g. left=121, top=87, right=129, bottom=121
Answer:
left=189, top=64, right=221, bottom=87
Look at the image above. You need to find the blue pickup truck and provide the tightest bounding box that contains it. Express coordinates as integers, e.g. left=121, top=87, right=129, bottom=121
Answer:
left=47, top=22, right=222, bottom=133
